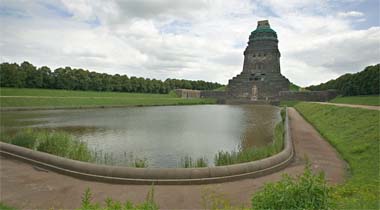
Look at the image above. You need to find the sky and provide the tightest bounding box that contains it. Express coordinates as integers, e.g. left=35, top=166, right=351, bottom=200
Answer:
left=0, top=0, right=379, bottom=86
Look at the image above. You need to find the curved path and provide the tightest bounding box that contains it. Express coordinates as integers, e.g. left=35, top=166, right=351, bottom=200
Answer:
left=312, top=102, right=380, bottom=111
left=0, top=108, right=347, bottom=209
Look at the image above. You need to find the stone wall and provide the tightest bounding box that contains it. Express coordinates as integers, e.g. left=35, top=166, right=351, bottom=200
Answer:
left=175, top=89, right=201, bottom=98
left=200, top=90, right=226, bottom=99
left=279, top=90, right=338, bottom=102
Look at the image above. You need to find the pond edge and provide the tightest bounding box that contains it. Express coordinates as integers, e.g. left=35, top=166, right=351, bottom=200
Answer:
left=0, top=108, right=294, bottom=185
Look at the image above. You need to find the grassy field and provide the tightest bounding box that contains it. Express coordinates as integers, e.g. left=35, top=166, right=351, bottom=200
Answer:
left=330, top=95, right=380, bottom=106
left=0, top=88, right=215, bottom=108
left=294, top=102, right=379, bottom=209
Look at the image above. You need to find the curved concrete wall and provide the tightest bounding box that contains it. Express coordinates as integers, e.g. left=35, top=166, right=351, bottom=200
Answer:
left=0, top=109, right=294, bottom=185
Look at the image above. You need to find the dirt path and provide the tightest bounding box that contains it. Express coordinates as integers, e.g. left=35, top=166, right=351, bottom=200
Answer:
left=312, top=102, right=380, bottom=111
left=0, top=108, right=347, bottom=210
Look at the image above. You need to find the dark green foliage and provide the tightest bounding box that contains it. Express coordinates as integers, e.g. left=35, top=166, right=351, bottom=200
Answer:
left=77, top=187, right=158, bottom=210
left=251, top=164, right=331, bottom=210
left=289, top=82, right=300, bottom=91
left=307, top=64, right=380, bottom=96
left=0, top=61, right=223, bottom=94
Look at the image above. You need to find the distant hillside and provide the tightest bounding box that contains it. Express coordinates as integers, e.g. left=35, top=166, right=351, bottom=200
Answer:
left=0, top=61, right=223, bottom=94
left=307, top=64, right=380, bottom=96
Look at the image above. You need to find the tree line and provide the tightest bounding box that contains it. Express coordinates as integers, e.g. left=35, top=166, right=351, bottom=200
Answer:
left=0, top=61, right=223, bottom=94
left=306, top=64, right=379, bottom=96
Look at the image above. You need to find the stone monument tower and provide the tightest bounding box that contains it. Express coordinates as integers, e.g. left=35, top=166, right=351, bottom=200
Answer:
left=227, top=20, right=289, bottom=101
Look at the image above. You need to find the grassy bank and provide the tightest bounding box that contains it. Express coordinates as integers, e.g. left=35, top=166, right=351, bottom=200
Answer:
left=0, top=88, right=215, bottom=108
left=330, top=95, right=380, bottom=106
left=0, top=129, right=148, bottom=167
left=214, top=109, right=285, bottom=166
left=294, top=102, right=379, bottom=209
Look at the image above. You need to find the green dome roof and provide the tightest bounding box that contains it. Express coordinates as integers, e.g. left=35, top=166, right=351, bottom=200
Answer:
left=249, top=20, right=278, bottom=41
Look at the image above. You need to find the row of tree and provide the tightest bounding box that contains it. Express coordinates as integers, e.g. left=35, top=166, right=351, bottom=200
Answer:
left=306, top=64, right=379, bottom=96
left=0, top=62, right=223, bottom=94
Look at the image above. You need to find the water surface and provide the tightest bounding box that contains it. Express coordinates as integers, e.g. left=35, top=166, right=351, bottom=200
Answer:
left=1, top=105, right=280, bottom=167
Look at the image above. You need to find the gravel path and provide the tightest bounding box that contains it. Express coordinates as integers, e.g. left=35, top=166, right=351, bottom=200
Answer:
left=0, top=108, right=347, bottom=210
left=312, top=102, right=380, bottom=111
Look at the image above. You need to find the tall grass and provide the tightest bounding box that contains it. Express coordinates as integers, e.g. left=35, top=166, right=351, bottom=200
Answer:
left=179, top=156, right=208, bottom=168
left=214, top=108, right=285, bottom=166
left=1, top=129, right=148, bottom=167
left=78, top=186, right=158, bottom=210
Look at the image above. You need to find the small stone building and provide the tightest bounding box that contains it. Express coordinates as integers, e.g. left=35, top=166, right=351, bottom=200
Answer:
left=227, top=20, right=290, bottom=101
left=175, top=89, right=201, bottom=98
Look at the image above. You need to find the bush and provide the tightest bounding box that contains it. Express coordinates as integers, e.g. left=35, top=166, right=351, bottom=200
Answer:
left=251, top=164, right=331, bottom=210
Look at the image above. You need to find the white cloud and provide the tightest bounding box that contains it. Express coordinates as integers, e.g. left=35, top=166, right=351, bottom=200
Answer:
left=0, top=0, right=378, bottom=87
left=337, top=11, right=364, bottom=18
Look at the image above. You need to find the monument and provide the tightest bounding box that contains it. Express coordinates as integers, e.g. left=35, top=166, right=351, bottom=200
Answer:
left=177, top=20, right=337, bottom=102
left=227, top=20, right=290, bottom=101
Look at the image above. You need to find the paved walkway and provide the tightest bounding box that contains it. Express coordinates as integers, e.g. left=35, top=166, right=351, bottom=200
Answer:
left=0, top=108, right=347, bottom=210
left=312, top=102, right=380, bottom=111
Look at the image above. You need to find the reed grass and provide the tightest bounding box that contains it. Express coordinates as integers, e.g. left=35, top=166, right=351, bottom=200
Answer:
left=179, top=156, right=208, bottom=168
left=1, top=129, right=148, bottom=167
left=214, top=108, right=285, bottom=166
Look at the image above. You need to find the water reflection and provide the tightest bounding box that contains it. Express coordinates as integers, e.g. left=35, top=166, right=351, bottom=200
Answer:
left=0, top=105, right=280, bottom=167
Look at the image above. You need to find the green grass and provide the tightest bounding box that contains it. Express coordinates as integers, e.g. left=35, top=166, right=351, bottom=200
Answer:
left=78, top=187, right=158, bottom=210
left=213, top=86, right=226, bottom=91
left=0, top=203, right=18, bottom=210
left=330, top=95, right=380, bottom=106
left=0, top=88, right=216, bottom=108
left=214, top=109, right=285, bottom=166
left=279, top=100, right=300, bottom=107
left=294, top=102, right=380, bottom=209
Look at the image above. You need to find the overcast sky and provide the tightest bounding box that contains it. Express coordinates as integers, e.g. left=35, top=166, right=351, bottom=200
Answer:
left=0, top=0, right=379, bottom=86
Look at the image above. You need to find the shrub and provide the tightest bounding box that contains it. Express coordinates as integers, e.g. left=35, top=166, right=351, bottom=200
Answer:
left=251, top=164, right=331, bottom=210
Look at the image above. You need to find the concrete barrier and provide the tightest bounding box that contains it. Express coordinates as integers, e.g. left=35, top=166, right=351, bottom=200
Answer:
left=0, top=109, right=294, bottom=185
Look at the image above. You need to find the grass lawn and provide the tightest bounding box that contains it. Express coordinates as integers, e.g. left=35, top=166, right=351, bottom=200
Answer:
left=0, top=88, right=215, bottom=108
left=330, top=95, right=380, bottom=106
left=279, top=100, right=300, bottom=107
left=294, top=102, right=379, bottom=209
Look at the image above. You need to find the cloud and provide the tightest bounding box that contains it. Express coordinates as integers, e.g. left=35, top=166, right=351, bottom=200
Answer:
left=0, top=0, right=378, bottom=87
left=337, top=11, right=364, bottom=18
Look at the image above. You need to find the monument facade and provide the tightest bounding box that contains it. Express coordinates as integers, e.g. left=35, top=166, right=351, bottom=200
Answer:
left=227, top=20, right=289, bottom=101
